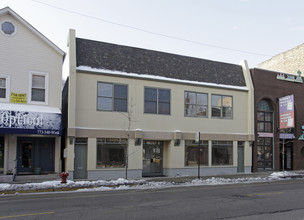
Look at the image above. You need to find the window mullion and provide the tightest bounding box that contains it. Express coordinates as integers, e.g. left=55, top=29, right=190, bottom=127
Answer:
left=156, top=89, right=159, bottom=114
left=220, top=95, right=223, bottom=118
left=112, top=83, right=114, bottom=111
left=195, top=93, right=198, bottom=115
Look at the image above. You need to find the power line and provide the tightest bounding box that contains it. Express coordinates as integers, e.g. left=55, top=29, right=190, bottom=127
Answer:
left=31, top=0, right=272, bottom=57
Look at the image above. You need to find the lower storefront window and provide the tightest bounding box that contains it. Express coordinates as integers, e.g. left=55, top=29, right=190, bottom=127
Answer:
left=96, top=138, right=127, bottom=168
left=212, top=141, right=233, bottom=165
left=185, top=140, right=208, bottom=166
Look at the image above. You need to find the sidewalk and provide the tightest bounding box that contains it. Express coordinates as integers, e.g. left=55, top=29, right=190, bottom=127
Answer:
left=1, top=171, right=304, bottom=195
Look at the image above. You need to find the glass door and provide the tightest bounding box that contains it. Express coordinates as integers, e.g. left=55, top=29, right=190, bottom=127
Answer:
left=280, top=142, right=293, bottom=171
left=257, top=137, right=273, bottom=171
left=17, top=141, right=33, bottom=173
left=142, top=141, right=163, bottom=177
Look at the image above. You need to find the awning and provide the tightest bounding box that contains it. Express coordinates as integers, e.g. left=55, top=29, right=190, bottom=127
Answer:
left=0, top=103, right=62, bottom=135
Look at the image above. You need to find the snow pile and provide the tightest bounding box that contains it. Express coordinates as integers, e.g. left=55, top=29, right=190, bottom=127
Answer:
left=190, top=176, right=267, bottom=185
left=1, top=171, right=303, bottom=194
left=0, top=178, right=145, bottom=192
left=268, top=171, right=298, bottom=179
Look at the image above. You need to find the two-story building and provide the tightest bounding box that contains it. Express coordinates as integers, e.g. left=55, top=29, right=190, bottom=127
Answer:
left=0, top=7, right=65, bottom=177
left=253, top=44, right=304, bottom=172
left=251, top=68, right=304, bottom=172
left=63, top=29, right=254, bottom=180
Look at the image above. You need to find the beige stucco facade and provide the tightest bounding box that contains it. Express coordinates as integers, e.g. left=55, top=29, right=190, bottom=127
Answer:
left=0, top=7, right=64, bottom=177
left=64, top=29, right=254, bottom=180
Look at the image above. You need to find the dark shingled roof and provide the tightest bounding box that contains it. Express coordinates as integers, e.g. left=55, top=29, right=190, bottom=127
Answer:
left=76, top=38, right=246, bottom=87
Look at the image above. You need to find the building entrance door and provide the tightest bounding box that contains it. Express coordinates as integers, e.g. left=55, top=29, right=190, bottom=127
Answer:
left=237, top=142, right=245, bottom=173
left=17, top=137, right=55, bottom=174
left=18, top=141, right=33, bottom=173
left=142, top=141, right=163, bottom=177
left=280, top=142, right=293, bottom=171
left=74, top=139, right=88, bottom=179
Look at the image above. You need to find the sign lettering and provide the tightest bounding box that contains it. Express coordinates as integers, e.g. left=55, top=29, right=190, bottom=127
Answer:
left=276, top=70, right=303, bottom=83
left=10, top=93, right=27, bottom=103
left=0, top=110, right=61, bottom=135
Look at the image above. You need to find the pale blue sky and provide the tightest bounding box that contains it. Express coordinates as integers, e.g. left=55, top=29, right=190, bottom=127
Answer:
left=1, top=0, right=304, bottom=78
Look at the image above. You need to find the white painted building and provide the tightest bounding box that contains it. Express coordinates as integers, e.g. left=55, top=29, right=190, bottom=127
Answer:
left=0, top=7, right=65, bottom=177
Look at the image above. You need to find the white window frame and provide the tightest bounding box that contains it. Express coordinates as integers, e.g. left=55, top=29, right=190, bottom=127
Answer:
left=0, top=74, right=10, bottom=102
left=28, top=71, right=49, bottom=105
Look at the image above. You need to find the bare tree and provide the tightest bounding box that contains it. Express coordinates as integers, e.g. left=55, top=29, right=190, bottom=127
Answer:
left=120, top=98, right=136, bottom=179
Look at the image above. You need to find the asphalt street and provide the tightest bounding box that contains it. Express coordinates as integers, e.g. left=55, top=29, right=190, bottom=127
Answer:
left=1, top=179, right=304, bottom=219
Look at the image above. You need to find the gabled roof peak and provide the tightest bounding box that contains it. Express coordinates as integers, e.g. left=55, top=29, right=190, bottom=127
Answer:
left=0, top=7, right=65, bottom=60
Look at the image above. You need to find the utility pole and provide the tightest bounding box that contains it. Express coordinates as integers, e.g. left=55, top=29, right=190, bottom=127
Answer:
left=282, top=129, right=285, bottom=172
left=197, top=132, right=201, bottom=179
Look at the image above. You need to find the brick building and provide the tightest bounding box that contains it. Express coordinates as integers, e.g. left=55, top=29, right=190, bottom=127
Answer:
left=250, top=68, right=304, bottom=172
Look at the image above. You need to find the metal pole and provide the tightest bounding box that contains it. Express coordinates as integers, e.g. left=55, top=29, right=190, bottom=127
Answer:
left=198, top=132, right=200, bottom=179
left=282, top=129, right=285, bottom=172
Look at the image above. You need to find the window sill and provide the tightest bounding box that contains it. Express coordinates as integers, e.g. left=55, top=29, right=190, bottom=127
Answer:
left=96, top=167, right=126, bottom=170
left=184, top=165, right=209, bottom=168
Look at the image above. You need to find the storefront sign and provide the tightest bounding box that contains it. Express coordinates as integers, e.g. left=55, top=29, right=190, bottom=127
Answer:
left=280, top=133, right=295, bottom=139
left=10, top=93, right=27, bottom=104
left=0, top=110, right=61, bottom=135
left=258, top=132, right=273, bottom=138
left=276, top=70, right=303, bottom=83
left=279, top=95, right=294, bottom=129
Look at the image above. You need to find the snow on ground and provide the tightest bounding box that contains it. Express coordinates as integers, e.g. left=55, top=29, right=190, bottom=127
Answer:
left=0, top=171, right=303, bottom=195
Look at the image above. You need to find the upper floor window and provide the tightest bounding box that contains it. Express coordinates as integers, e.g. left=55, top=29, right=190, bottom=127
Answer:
left=29, top=72, right=48, bottom=104
left=185, top=91, right=208, bottom=117
left=1, top=21, right=15, bottom=35
left=257, top=99, right=273, bottom=133
left=211, top=95, right=233, bottom=119
left=0, top=75, right=9, bottom=101
left=144, top=87, right=170, bottom=115
left=97, top=82, right=128, bottom=112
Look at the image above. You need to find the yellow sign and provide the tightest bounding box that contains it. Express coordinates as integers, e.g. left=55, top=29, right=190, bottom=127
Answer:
left=10, top=93, right=27, bottom=104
